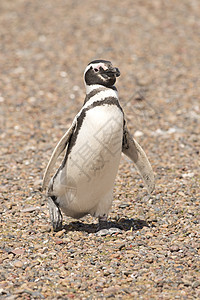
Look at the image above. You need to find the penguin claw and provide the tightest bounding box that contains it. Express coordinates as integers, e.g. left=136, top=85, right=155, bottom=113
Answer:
left=48, top=197, right=63, bottom=232
left=97, top=215, right=109, bottom=231
left=52, top=220, right=63, bottom=232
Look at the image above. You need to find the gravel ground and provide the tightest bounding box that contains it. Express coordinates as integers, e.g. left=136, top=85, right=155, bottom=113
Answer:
left=0, top=0, right=200, bottom=299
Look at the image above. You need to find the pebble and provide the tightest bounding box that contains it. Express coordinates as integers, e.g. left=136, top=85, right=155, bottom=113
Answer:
left=13, top=260, right=23, bottom=268
left=119, top=203, right=130, bottom=209
left=170, top=245, right=180, bottom=252
left=21, top=206, right=40, bottom=213
left=192, top=281, right=200, bottom=289
left=134, top=130, right=144, bottom=137
left=181, top=172, right=195, bottom=178
left=117, top=243, right=126, bottom=251
left=108, top=228, right=122, bottom=235
left=11, top=248, right=25, bottom=256
left=55, top=239, right=64, bottom=245
left=96, top=229, right=109, bottom=236
left=55, top=229, right=66, bottom=237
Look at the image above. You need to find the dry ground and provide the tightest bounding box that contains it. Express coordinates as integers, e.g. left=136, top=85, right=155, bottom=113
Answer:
left=0, top=0, right=200, bottom=299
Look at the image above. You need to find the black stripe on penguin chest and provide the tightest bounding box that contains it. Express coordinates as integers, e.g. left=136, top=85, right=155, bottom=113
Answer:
left=84, top=86, right=117, bottom=104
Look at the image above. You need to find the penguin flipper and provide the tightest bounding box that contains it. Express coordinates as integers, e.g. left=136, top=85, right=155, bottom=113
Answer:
left=42, top=118, right=77, bottom=190
left=122, top=126, right=155, bottom=194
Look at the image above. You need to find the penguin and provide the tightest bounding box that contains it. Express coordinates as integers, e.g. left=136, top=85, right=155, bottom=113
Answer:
left=42, top=59, right=155, bottom=231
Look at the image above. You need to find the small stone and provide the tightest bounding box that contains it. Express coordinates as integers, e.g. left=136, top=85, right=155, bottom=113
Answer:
left=40, top=225, right=51, bottom=233
left=192, top=281, right=200, bottom=288
left=21, top=206, right=40, bottom=213
left=72, top=235, right=80, bottom=241
left=0, top=288, right=6, bottom=295
left=118, top=243, right=126, bottom=250
left=55, top=229, right=66, bottom=237
left=60, top=71, right=67, bottom=78
left=122, top=270, right=132, bottom=276
left=182, top=279, right=191, bottom=287
left=108, top=227, right=122, bottom=235
left=145, top=231, right=154, bottom=237
left=104, top=286, right=119, bottom=294
left=143, top=195, right=150, bottom=201
left=170, top=245, right=180, bottom=252
left=13, top=260, right=23, bottom=268
left=134, top=130, right=144, bottom=137
left=96, top=229, right=109, bottom=236
left=119, top=203, right=130, bottom=209
left=155, top=279, right=164, bottom=287
left=103, top=270, right=110, bottom=276
left=55, top=239, right=64, bottom=245
left=181, top=172, right=194, bottom=178
left=145, top=256, right=154, bottom=263
left=63, top=238, right=71, bottom=243
left=12, top=248, right=25, bottom=256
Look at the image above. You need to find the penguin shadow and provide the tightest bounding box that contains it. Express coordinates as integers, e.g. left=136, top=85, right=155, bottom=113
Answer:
left=63, top=218, right=154, bottom=234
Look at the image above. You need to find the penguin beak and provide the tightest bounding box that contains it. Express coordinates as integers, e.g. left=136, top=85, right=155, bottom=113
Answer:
left=112, top=67, right=120, bottom=77
left=101, top=66, right=120, bottom=78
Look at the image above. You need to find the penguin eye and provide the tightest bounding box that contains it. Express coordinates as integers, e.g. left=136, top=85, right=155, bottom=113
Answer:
left=94, top=68, right=99, bottom=72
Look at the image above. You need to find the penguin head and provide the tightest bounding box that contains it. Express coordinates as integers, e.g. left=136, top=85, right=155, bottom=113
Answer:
left=84, top=60, right=120, bottom=88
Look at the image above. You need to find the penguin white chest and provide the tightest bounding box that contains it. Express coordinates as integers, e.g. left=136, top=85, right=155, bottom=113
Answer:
left=55, top=104, right=123, bottom=216
left=68, top=105, right=123, bottom=182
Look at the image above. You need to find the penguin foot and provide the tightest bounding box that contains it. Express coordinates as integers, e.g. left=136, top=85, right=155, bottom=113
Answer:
left=48, top=197, right=63, bottom=231
left=97, top=215, right=109, bottom=231
left=96, top=215, right=124, bottom=235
